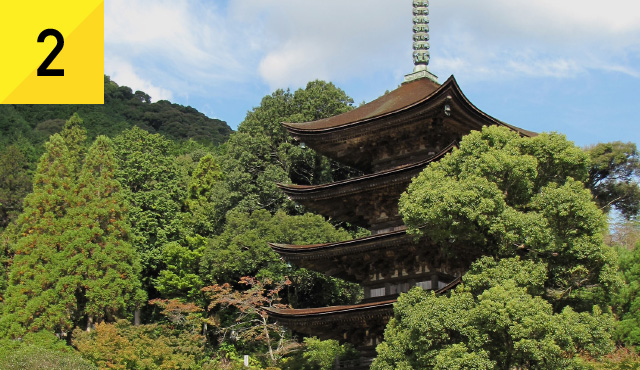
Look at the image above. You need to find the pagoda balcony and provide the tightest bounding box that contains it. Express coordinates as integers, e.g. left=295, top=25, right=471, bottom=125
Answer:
left=278, top=142, right=456, bottom=232
left=265, top=278, right=461, bottom=350
left=270, top=229, right=470, bottom=286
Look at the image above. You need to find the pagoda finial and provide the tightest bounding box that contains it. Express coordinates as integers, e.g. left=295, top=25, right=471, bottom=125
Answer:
left=412, top=0, right=430, bottom=71
left=404, top=0, right=438, bottom=83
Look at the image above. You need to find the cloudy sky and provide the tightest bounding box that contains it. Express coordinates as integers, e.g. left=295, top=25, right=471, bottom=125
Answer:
left=105, top=0, right=640, bottom=146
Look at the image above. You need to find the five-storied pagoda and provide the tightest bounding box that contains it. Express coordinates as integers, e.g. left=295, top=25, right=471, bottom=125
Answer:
left=267, top=1, right=534, bottom=368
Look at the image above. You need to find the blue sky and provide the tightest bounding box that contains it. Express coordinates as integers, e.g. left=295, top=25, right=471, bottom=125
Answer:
left=104, top=0, right=640, bottom=147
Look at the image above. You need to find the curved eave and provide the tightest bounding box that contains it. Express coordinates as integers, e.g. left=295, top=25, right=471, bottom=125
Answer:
left=277, top=141, right=455, bottom=196
left=269, top=229, right=408, bottom=257
left=266, top=299, right=396, bottom=319
left=266, top=277, right=462, bottom=319
left=283, top=75, right=535, bottom=137
left=283, top=77, right=443, bottom=133
left=438, top=276, right=462, bottom=293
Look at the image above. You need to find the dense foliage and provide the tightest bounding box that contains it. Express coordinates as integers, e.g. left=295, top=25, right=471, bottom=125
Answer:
left=0, top=123, right=144, bottom=338
left=1, top=77, right=640, bottom=369
left=0, top=145, right=31, bottom=229
left=400, top=126, right=620, bottom=309
left=585, top=142, right=640, bottom=220
left=0, top=80, right=365, bottom=369
left=0, top=76, right=231, bottom=147
left=373, top=257, right=614, bottom=370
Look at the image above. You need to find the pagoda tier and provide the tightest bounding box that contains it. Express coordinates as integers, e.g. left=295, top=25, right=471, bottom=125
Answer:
left=278, top=142, right=455, bottom=232
left=267, top=299, right=395, bottom=344
left=270, top=230, right=470, bottom=300
left=269, top=300, right=394, bottom=370
left=283, top=76, right=535, bottom=173
left=267, top=278, right=460, bottom=339
left=266, top=277, right=461, bottom=369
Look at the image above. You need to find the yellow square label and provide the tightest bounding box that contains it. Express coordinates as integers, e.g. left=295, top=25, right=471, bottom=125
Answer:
left=0, top=1, right=104, bottom=104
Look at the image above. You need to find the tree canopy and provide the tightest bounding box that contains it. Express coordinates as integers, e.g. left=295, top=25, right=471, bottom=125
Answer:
left=399, top=126, right=620, bottom=308
left=585, top=141, right=640, bottom=220
left=212, top=80, right=361, bottom=220
left=2, top=79, right=640, bottom=369
left=372, top=257, right=614, bottom=370
left=0, top=76, right=232, bottom=148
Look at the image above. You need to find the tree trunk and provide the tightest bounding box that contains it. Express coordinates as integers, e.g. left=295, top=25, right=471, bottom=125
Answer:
left=262, top=317, right=274, bottom=361
left=134, top=308, right=141, bottom=326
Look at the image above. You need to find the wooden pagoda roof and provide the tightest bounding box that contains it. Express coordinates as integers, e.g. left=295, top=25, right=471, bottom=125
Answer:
left=270, top=228, right=474, bottom=284
left=269, top=276, right=461, bottom=319
left=282, top=76, right=535, bottom=172
left=284, top=75, right=534, bottom=135
left=266, top=277, right=462, bottom=339
left=267, top=299, right=396, bottom=319
left=270, top=229, right=409, bottom=260
left=277, top=142, right=455, bottom=230
left=270, top=230, right=413, bottom=282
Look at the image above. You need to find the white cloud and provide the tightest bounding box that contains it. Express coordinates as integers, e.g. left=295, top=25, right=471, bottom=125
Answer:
left=103, top=0, right=640, bottom=113
left=430, top=0, right=640, bottom=80
left=104, top=0, right=254, bottom=102
left=230, top=0, right=410, bottom=89
left=105, top=57, right=173, bottom=102
left=228, top=0, right=640, bottom=90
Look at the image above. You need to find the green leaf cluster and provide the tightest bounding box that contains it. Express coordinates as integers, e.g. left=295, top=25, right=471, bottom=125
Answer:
left=113, top=127, right=188, bottom=295
left=211, top=81, right=361, bottom=221
left=615, top=239, right=640, bottom=345
left=280, top=337, right=357, bottom=370
left=73, top=319, right=207, bottom=370
left=0, top=76, right=232, bottom=148
left=0, top=331, right=96, bottom=370
left=400, top=126, right=620, bottom=307
left=0, top=145, right=32, bottom=229
left=372, top=257, right=614, bottom=370
left=586, top=142, right=640, bottom=220
left=201, top=209, right=350, bottom=284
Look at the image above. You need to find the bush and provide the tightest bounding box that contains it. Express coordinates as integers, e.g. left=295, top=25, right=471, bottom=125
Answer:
left=580, top=347, right=640, bottom=369
left=73, top=320, right=207, bottom=370
left=0, top=345, right=97, bottom=370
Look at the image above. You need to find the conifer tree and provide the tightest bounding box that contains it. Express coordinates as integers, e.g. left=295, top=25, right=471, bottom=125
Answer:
left=0, top=134, right=77, bottom=337
left=60, top=113, right=88, bottom=175
left=64, top=136, right=145, bottom=329
left=1, top=132, right=145, bottom=338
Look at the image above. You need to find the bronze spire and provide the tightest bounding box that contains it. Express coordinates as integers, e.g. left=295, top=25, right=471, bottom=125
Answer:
left=404, top=0, right=438, bottom=83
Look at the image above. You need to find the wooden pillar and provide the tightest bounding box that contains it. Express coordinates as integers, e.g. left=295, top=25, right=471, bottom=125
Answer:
left=431, top=273, right=439, bottom=291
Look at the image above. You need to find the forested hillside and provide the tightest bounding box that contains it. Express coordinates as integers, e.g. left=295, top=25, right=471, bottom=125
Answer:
left=0, top=75, right=232, bottom=150
left=1, top=78, right=640, bottom=370
left=0, top=76, right=232, bottom=230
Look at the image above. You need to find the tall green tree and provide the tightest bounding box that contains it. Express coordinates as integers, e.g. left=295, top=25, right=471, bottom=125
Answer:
left=185, top=153, right=224, bottom=237
left=372, top=257, right=614, bottom=370
left=62, top=136, right=145, bottom=329
left=0, top=134, right=77, bottom=337
left=399, top=126, right=620, bottom=308
left=212, top=80, right=361, bottom=221
left=585, top=142, right=640, bottom=220
left=1, top=130, right=145, bottom=338
left=113, top=127, right=187, bottom=296
left=154, top=236, right=206, bottom=302
left=59, top=113, right=88, bottom=175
